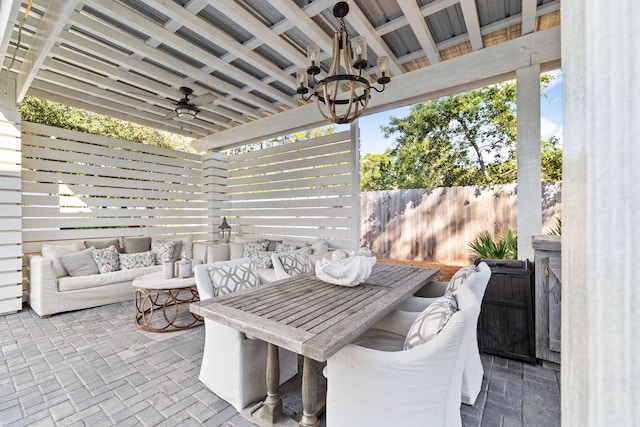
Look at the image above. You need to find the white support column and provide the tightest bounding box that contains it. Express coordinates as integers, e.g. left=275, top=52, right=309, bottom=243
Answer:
left=350, top=121, right=361, bottom=250
left=562, top=0, right=640, bottom=425
left=516, top=65, right=542, bottom=261
left=0, top=74, right=23, bottom=314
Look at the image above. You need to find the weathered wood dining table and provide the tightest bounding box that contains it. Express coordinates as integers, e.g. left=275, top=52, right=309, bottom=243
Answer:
left=190, top=261, right=439, bottom=427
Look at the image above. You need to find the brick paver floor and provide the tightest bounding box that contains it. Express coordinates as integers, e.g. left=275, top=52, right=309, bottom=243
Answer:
left=0, top=300, right=560, bottom=426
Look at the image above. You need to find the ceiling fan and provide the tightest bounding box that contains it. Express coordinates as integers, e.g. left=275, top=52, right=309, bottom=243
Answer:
left=163, top=86, right=217, bottom=121
left=132, top=86, right=217, bottom=121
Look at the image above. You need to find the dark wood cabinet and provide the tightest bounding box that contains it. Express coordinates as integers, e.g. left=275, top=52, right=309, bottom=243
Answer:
left=476, top=259, right=536, bottom=364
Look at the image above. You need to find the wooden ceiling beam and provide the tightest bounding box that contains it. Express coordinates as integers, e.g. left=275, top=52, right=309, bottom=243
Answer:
left=397, top=0, right=441, bottom=65
left=0, top=0, right=21, bottom=63
left=15, top=0, right=80, bottom=102
left=68, top=11, right=280, bottom=114
left=47, top=45, right=246, bottom=125
left=142, top=0, right=299, bottom=91
left=343, top=2, right=404, bottom=75
left=57, top=31, right=261, bottom=121
left=459, top=0, right=483, bottom=51
left=28, top=84, right=210, bottom=138
left=84, top=1, right=295, bottom=108
left=521, top=0, right=538, bottom=35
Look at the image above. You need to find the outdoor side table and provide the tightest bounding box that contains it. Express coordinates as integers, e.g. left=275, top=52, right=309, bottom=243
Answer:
left=132, top=271, right=203, bottom=332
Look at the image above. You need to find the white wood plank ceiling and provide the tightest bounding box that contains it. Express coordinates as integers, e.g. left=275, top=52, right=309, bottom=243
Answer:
left=0, top=0, right=560, bottom=141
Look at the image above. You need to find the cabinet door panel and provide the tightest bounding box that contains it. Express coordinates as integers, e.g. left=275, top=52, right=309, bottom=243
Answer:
left=548, top=257, right=562, bottom=352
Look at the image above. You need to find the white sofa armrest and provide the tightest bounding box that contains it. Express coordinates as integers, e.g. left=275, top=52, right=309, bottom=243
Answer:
left=29, top=255, right=61, bottom=317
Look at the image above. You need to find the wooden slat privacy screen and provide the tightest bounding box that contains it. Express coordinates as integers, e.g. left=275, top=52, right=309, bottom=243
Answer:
left=0, top=111, right=22, bottom=314
left=207, top=131, right=359, bottom=249
left=361, top=182, right=562, bottom=265
left=20, top=122, right=209, bottom=254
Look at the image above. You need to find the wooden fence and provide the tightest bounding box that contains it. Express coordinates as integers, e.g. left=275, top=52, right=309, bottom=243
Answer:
left=360, top=182, right=562, bottom=265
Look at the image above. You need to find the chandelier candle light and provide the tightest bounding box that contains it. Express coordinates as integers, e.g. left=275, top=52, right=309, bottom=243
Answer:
left=296, top=2, right=391, bottom=124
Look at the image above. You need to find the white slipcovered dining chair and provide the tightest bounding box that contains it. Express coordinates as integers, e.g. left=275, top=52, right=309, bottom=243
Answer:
left=194, top=258, right=298, bottom=411
left=325, top=285, right=480, bottom=427
left=397, top=261, right=492, bottom=405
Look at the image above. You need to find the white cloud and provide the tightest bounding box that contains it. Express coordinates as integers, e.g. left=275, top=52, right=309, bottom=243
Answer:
left=541, top=117, right=561, bottom=139
left=543, top=69, right=563, bottom=91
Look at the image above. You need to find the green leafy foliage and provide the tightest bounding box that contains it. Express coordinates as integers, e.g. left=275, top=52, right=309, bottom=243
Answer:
left=468, top=228, right=518, bottom=260
left=361, top=74, right=562, bottom=191
left=546, top=218, right=562, bottom=235
left=18, top=96, right=195, bottom=153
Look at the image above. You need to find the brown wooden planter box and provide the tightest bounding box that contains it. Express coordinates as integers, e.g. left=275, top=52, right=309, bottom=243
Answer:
left=475, top=258, right=536, bottom=364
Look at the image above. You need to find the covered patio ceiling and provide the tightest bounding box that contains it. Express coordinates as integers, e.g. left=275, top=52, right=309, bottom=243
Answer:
left=1, top=0, right=559, bottom=150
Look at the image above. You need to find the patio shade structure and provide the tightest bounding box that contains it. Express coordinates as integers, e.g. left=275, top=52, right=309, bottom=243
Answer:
left=0, top=1, right=639, bottom=426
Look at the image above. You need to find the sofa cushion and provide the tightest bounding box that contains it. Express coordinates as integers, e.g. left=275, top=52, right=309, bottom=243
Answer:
left=275, top=243, right=298, bottom=253
left=310, top=240, right=329, bottom=255
left=281, top=238, right=310, bottom=250
left=229, top=242, right=244, bottom=260
left=207, top=262, right=259, bottom=296
left=404, top=293, right=458, bottom=350
left=119, top=251, right=154, bottom=269
left=60, top=248, right=100, bottom=277
left=151, top=240, right=175, bottom=264
left=208, top=243, right=230, bottom=262
left=84, top=238, right=122, bottom=252
left=446, top=265, right=479, bottom=293
left=41, top=242, right=83, bottom=278
left=92, top=245, right=120, bottom=273
left=266, top=239, right=282, bottom=251
left=243, top=241, right=269, bottom=263
left=58, top=264, right=161, bottom=292
left=123, top=236, right=152, bottom=254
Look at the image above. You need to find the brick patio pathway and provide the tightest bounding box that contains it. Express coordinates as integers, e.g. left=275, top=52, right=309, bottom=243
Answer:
left=0, top=301, right=560, bottom=426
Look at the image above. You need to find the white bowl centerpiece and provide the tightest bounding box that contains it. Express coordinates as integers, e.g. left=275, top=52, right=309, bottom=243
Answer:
left=315, top=247, right=376, bottom=287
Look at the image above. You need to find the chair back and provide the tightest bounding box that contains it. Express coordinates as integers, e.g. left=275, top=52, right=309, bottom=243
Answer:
left=460, top=261, right=491, bottom=303
left=194, top=257, right=254, bottom=300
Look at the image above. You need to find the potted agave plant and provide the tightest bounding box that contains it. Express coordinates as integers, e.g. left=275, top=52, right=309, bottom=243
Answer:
left=468, top=228, right=536, bottom=363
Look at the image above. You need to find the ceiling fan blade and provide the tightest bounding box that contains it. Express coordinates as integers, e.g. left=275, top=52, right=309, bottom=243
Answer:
left=190, top=93, right=217, bottom=106
left=162, top=110, right=178, bottom=120
left=128, top=92, right=173, bottom=102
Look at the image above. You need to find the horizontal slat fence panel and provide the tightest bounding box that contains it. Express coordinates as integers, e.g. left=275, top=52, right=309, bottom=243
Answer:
left=0, top=111, right=23, bottom=313
left=206, top=131, right=357, bottom=248
left=21, top=123, right=210, bottom=257
left=360, top=182, right=562, bottom=265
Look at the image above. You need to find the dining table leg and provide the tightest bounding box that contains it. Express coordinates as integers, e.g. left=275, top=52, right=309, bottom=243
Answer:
left=299, top=356, right=319, bottom=427
left=262, top=343, right=283, bottom=422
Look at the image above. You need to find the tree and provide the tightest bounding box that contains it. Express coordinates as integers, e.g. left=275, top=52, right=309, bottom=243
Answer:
left=18, top=96, right=195, bottom=153
left=360, top=153, right=395, bottom=191
left=372, top=75, right=560, bottom=190
left=224, top=125, right=336, bottom=155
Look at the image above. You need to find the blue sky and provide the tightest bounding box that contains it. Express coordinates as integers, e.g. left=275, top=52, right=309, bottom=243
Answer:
left=347, top=69, right=563, bottom=155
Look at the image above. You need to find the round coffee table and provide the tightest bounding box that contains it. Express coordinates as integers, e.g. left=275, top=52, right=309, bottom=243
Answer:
left=132, top=271, right=204, bottom=332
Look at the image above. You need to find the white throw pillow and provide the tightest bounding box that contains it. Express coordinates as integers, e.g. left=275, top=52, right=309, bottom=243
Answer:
left=119, top=251, right=154, bottom=269
left=91, top=245, right=120, bottom=273
left=41, top=242, right=83, bottom=277
left=445, top=265, right=479, bottom=293
left=404, top=292, right=458, bottom=350
left=151, top=240, right=175, bottom=264
left=243, top=241, right=269, bottom=265
left=207, top=262, right=259, bottom=296
left=275, top=243, right=298, bottom=253
left=278, top=250, right=312, bottom=276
